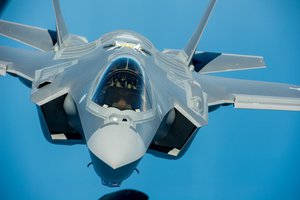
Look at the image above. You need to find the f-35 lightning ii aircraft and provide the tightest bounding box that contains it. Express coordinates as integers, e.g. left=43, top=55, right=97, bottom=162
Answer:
left=1, top=0, right=300, bottom=187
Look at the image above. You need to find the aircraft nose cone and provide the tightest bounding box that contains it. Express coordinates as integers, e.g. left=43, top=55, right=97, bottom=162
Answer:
left=87, top=125, right=146, bottom=169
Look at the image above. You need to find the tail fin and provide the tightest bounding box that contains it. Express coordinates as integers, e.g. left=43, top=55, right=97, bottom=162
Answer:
left=52, top=0, right=69, bottom=48
left=52, top=0, right=88, bottom=49
left=183, top=0, right=217, bottom=64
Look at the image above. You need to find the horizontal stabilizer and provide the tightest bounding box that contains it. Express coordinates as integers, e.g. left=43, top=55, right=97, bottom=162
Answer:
left=0, top=20, right=56, bottom=51
left=193, top=52, right=266, bottom=74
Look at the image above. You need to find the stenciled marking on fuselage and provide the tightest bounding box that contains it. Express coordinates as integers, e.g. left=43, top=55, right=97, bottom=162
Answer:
left=156, top=53, right=192, bottom=90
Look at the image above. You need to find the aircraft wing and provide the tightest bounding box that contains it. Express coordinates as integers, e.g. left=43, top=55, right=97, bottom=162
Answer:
left=194, top=74, right=300, bottom=111
left=0, top=46, right=46, bottom=82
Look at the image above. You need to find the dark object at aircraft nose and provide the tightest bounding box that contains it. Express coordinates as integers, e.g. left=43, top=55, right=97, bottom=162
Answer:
left=99, top=189, right=148, bottom=200
left=0, top=0, right=9, bottom=16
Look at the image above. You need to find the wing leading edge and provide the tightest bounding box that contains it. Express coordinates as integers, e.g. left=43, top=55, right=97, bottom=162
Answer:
left=194, top=74, right=300, bottom=111
left=192, top=52, right=266, bottom=74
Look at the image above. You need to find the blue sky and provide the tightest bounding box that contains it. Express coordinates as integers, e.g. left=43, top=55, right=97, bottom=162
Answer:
left=0, top=0, right=300, bottom=199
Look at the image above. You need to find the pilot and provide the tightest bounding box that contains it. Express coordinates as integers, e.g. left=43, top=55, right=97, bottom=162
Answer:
left=113, top=97, right=131, bottom=110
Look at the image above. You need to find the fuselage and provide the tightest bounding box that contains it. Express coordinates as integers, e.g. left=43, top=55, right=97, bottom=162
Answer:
left=71, top=31, right=206, bottom=186
left=32, top=30, right=208, bottom=187
left=79, top=31, right=161, bottom=186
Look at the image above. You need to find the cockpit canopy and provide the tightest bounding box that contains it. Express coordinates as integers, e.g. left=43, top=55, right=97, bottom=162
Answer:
left=92, top=57, right=152, bottom=112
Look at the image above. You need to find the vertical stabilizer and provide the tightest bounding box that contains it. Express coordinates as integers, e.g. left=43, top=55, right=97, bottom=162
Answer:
left=183, top=0, right=217, bottom=65
left=52, top=0, right=69, bottom=48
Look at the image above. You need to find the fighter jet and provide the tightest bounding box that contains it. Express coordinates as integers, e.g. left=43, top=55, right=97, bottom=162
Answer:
left=1, top=0, right=299, bottom=187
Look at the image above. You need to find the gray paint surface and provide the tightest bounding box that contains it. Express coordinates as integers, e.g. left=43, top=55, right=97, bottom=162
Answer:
left=2, top=0, right=299, bottom=198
